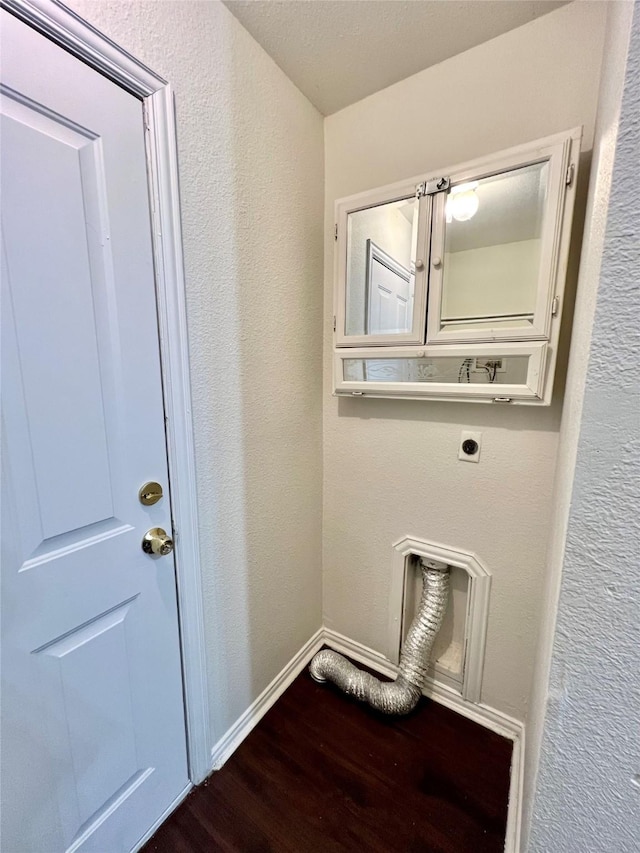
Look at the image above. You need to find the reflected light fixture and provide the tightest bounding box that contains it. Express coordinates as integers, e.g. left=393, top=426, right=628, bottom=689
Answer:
left=446, top=182, right=479, bottom=223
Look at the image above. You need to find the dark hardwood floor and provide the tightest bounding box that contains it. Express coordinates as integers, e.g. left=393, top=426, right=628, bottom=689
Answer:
left=143, top=666, right=512, bottom=853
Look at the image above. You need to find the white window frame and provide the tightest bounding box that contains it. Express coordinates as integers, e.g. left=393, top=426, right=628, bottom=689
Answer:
left=334, top=341, right=547, bottom=402
left=332, top=128, right=581, bottom=405
left=426, top=128, right=582, bottom=345
left=334, top=178, right=430, bottom=347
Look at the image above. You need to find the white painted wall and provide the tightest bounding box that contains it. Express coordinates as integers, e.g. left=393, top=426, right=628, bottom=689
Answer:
left=443, top=239, right=540, bottom=321
left=323, top=1, right=607, bottom=721
left=523, top=1, right=638, bottom=847
left=67, top=0, right=324, bottom=745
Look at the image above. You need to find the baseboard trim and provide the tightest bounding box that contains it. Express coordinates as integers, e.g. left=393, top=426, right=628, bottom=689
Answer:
left=208, top=625, right=523, bottom=852
left=210, top=627, right=325, bottom=771
left=322, top=628, right=524, bottom=853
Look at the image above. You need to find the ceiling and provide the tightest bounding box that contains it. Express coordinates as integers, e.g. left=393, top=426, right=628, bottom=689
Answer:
left=222, top=0, right=570, bottom=115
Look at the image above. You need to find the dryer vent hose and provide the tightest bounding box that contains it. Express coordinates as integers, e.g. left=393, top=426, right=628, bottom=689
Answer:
left=309, top=560, right=450, bottom=715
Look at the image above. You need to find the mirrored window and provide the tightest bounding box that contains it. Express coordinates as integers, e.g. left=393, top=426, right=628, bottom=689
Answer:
left=345, top=197, right=418, bottom=337
left=439, top=162, right=548, bottom=334
left=343, top=355, right=530, bottom=385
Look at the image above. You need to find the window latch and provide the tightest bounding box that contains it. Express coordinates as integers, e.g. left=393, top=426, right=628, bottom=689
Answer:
left=417, top=176, right=450, bottom=197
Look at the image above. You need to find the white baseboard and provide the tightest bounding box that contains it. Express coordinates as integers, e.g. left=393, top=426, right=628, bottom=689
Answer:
left=210, top=627, right=324, bottom=771
left=208, top=625, right=523, bottom=852
left=322, top=628, right=524, bottom=853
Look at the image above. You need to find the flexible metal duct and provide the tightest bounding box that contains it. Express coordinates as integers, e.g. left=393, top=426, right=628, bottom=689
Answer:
left=309, top=559, right=450, bottom=715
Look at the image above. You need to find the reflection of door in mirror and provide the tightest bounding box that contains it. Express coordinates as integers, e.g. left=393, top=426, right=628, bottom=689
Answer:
left=441, top=161, right=548, bottom=333
left=346, top=197, right=417, bottom=337
left=366, top=240, right=413, bottom=335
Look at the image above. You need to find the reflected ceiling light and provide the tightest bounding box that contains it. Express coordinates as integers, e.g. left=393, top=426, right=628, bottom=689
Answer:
left=446, top=182, right=479, bottom=223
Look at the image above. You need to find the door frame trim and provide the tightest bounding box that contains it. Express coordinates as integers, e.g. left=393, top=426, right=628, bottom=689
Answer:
left=2, top=0, right=212, bottom=784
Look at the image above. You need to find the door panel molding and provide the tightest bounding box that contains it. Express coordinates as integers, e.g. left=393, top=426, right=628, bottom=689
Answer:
left=2, top=0, right=211, bottom=784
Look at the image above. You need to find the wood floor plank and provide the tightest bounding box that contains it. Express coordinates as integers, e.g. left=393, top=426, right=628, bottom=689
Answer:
left=143, top=667, right=512, bottom=852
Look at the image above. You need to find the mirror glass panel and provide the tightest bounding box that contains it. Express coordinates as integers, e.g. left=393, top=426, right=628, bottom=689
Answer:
left=439, top=162, right=548, bottom=333
left=345, top=197, right=418, bottom=337
left=343, top=355, right=530, bottom=384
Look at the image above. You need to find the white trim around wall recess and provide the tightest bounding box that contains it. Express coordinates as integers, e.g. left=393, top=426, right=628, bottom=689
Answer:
left=388, top=536, right=492, bottom=703
left=2, top=0, right=212, bottom=784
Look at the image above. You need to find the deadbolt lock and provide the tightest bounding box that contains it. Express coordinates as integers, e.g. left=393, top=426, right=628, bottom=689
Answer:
left=139, top=481, right=163, bottom=506
left=142, top=527, right=174, bottom=556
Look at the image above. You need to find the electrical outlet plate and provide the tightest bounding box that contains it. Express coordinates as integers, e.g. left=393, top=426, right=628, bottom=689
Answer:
left=458, top=430, right=482, bottom=463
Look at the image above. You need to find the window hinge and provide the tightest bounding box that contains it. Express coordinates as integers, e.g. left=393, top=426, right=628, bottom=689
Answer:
left=493, top=397, right=513, bottom=403
left=566, top=163, right=575, bottom=186
left=551, top=295, right=560, bottom=316
left=333, top=315, right=336, bottom=332
left=334, top=224, right=338, bottom=240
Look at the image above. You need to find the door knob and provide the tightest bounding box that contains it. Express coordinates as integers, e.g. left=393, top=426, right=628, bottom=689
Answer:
left=142, top=527, right=174, bottom=556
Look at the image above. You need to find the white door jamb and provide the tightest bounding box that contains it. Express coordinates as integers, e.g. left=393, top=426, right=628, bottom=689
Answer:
left=2, top=0, right=212, bottom=784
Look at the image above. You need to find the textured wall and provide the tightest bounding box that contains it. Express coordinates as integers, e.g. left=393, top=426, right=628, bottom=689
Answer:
left=323, top=1, right=606, bottom=721
left=68, top=0, right=324, bottom=743
left=522, top=0, right=636, bottom=844
left=528, top=3, right=640, bottom=849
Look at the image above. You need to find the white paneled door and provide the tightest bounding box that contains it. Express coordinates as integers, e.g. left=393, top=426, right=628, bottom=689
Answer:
left=1, top=11, right=189, bottom=853
left=367, top=255, right=412, bottom=335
